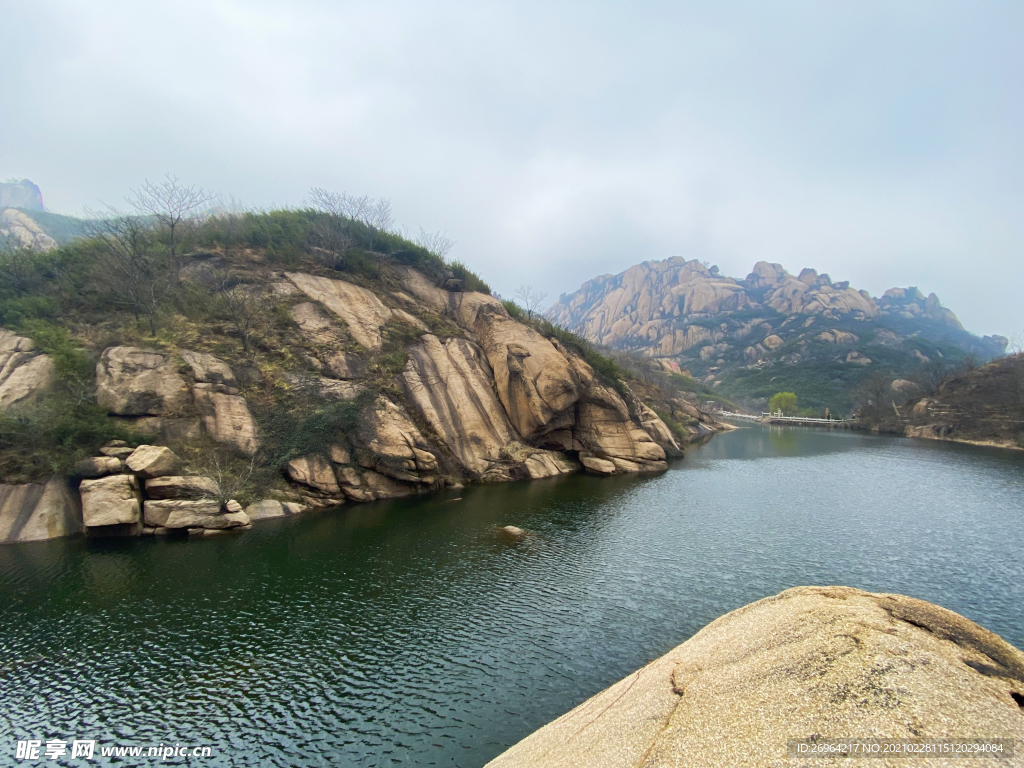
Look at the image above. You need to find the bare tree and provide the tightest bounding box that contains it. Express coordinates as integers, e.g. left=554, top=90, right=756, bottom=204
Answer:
left=366, top=198, right=394, bottom=232
left=126, top=175, right=215, bottom=279
left=914, top=358, right=951, bottom=395
left=854, top=371, right=894, bottom=422
left=415, top=228, right=456, bottom=259
left=86, top=210, right=169, bottom=335
left=211, top=273, right=273, bottom=356
left=514, top=285, right=549, bottom=320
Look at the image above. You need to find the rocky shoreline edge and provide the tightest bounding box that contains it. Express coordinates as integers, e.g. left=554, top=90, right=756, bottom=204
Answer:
left=486, top=586, right=1024, bottom=768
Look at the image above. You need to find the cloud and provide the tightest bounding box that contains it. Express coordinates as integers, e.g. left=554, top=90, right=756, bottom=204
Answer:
left=1, top=0, right=1021, bottom=336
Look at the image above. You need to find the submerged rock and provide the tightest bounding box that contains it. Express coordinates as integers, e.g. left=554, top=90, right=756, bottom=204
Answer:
left=486, top=586, right=1024, bottom=768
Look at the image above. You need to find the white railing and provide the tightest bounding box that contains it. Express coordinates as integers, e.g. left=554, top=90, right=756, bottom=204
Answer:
left=716, top=410, right=852, bottom=425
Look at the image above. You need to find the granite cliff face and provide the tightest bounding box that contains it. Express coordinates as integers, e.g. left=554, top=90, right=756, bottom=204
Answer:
left=488, top=586, right=1024, bottom=768
left=549, top=257, right=1007, bottom=411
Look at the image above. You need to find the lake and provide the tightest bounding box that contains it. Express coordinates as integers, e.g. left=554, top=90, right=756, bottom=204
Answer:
left=1, top=426, right=1022, bottom=766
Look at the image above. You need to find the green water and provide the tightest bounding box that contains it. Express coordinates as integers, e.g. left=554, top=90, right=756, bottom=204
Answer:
left=1, top=426, right=1022, bottom=766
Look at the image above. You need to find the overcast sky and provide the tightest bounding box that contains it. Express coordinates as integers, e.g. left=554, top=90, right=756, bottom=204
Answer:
left=2, top=1, right=1021, bottom=338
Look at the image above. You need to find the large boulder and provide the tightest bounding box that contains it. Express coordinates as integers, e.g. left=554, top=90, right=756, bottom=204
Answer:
left=144, top=475, right=220, bottom=500
left=192, top=384, right=259, bottom=455
left=285, top=272, right=427, bottom=351
left=0, top=330, right=55, bottom=410
left=402, top=334, right=518, bottom=476
left=355, top=397, right=438, bottom=484
left=124, top=445, right=181, bottom=478
left=143, top=499, right=248, bottom=529
left=286, top=455, right=341, bottom=495
left=80, top=474, right=141, bottom=527
left=486, top=586, right=1024, bottom=768
left=244, top=499, right=306, bottom=521
left=0, top=478, right=82, bottom=542
left=73, top=456, right=123, bottom=478
left=565, top=355, right=666, bottom=473
left=180, top=350, right=239, bottom=393
left=95, top=347, right=189, bottom=416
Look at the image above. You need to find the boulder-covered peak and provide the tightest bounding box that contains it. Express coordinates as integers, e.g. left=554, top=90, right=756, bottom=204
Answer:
left=548, top=255, right=1003, bottom=412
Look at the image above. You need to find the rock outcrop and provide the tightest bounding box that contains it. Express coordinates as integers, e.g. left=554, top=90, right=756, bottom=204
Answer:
left=0, top=478, right=81, bottom=543
left=869, top=354, right=1024, bottom=451
left=192, top=384, right=260, bottom=455
left=355, top=397, right=438, bottom=484
left=80, top=474, right=141, bottom=527
left=124, top=445, right=181, bottom=478
left=143, top=499, right=248, bottom=530
left=245, top=499, right=306, bottom=521
left=0, top=208, right=56, bottom=251
left=487, top=586, right=1024, bottom=768
left=402, top=334, right=516, bottom=476
left=0, top=330, right=55, bottom=409
left=96, top=347, right=189, bottom=416
left=286, top=272, right=427, bottom=351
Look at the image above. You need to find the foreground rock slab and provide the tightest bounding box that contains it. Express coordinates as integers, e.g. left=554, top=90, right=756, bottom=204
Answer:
left=486, top=586, right=1024, bottom=768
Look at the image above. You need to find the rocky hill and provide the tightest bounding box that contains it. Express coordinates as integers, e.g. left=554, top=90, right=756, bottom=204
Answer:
left=859, top=353, right=1024, bottom=451
left=548, top=257, right=1007, bottom=413
left=0, top=206, right=724, bottom=544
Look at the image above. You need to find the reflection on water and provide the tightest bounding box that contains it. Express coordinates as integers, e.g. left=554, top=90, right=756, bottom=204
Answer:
left=1, top=426, right=1022, bottom=767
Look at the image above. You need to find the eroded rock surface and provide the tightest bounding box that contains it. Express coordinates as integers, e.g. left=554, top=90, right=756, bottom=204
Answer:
left=144, top=499, right=248, bottom=529
left=0, top=330, right=55, bottom=410
left=0, top=478, right=81, bottom=542
left=192, top=384, right=259, bottom=455
left=96, top=347, right=189, bottom=416
left=402, top=334, right=516, bottom=476
left=286, top=272, right=427, bottom=351
left=181, top=350, right=239, bottom=393
left=355, top=397, right=438, bottom=484
left=80, top=474, right=141, bottom=527
left=125, top=445, right=181, bottom=478
left=486, top=586, right=1024, bottom=768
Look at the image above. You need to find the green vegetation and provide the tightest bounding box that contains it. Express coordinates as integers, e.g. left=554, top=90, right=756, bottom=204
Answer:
left=0, top=197, right=499, bottom=481
left=768, top=391, right=798, bottom=415
left=0, top=321, right=133, bottom=481
left=255, top=390, right=375, bottom=470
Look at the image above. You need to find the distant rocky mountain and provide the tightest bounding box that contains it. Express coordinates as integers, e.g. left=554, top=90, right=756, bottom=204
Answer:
left=0, top=179, right=90, bottom=250
left=547, top=257, right=1008, bottom=412
left=0, top=179, right=44, bottom=211
left=0, top=209, right=58, bottom=251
